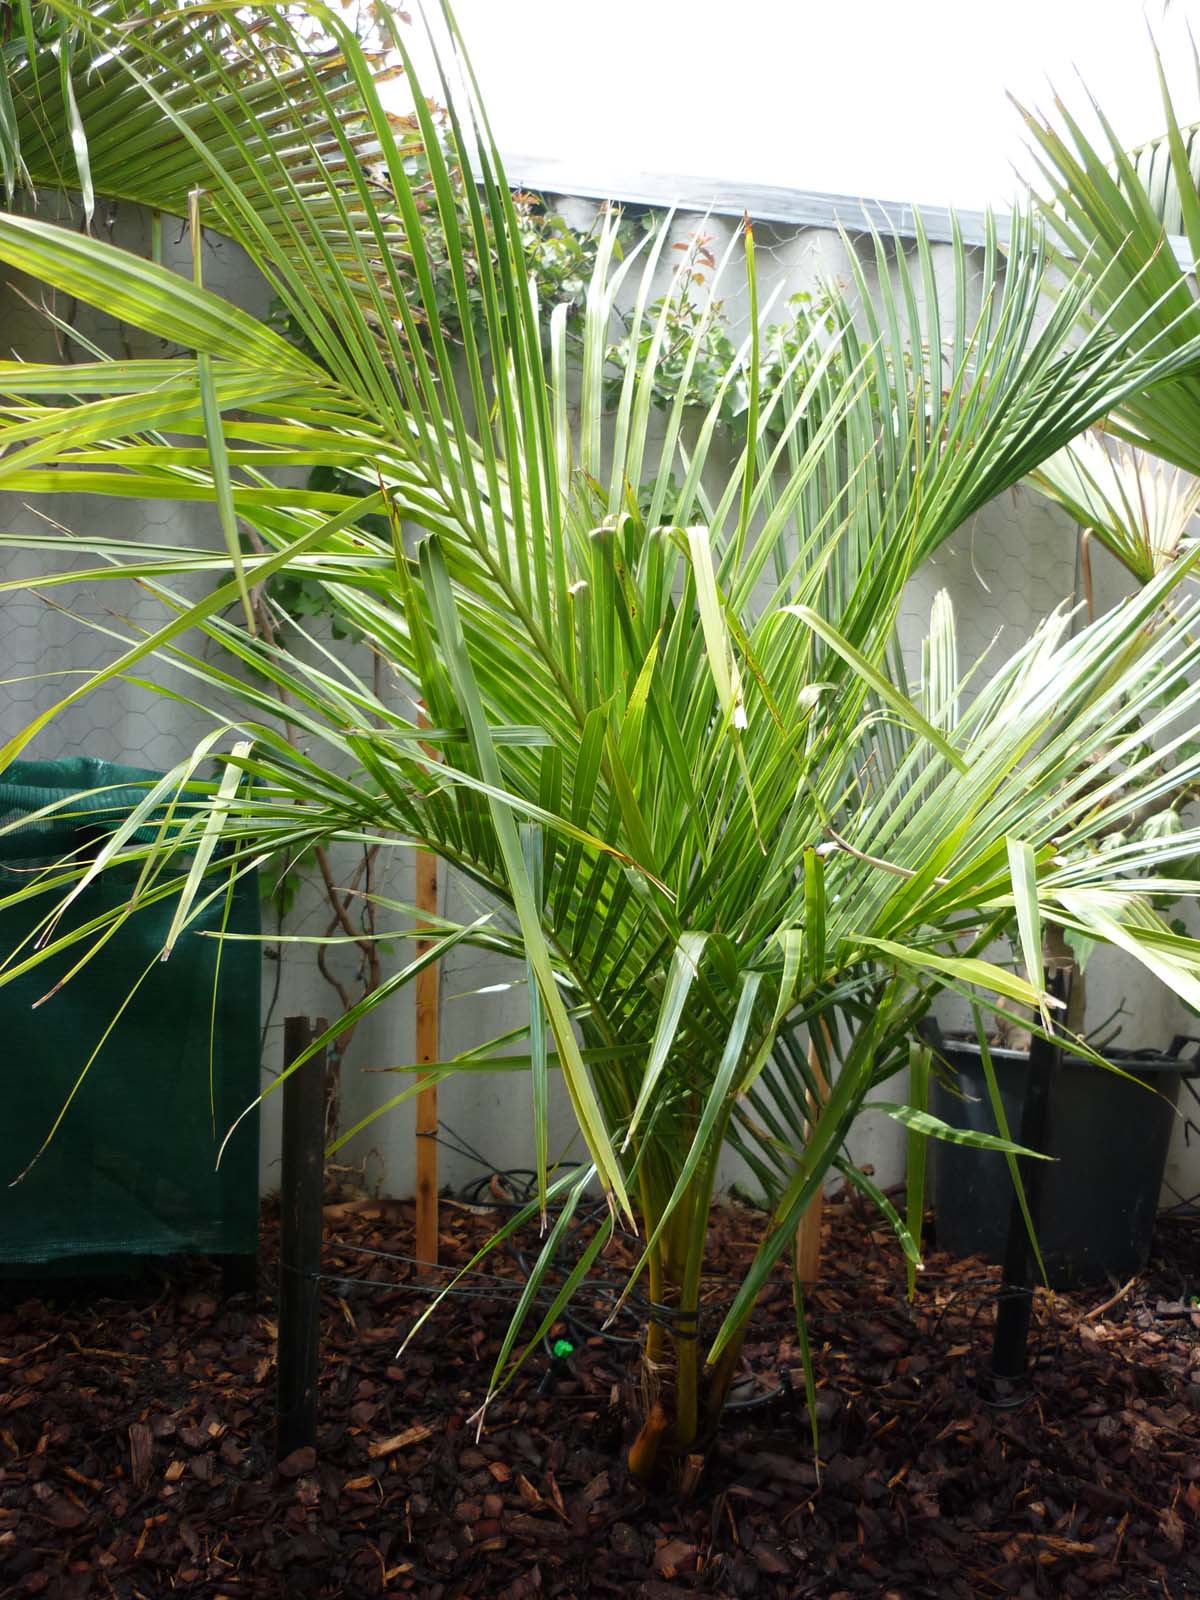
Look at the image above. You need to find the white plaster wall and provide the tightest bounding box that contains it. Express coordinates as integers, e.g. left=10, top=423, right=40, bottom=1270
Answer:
left=2, top=193, right=1198, bottom=1211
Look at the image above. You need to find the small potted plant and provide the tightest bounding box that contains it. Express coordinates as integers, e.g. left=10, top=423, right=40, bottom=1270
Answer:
left=928, top=433, right=1200, bottom=1287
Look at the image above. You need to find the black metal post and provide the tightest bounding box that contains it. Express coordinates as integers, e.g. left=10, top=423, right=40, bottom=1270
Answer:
left=276, top=1015, right=326, bottom=1461
left=990, top=970, right=1066, bottom=1383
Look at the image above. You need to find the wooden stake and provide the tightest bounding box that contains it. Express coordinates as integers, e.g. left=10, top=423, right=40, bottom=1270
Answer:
left=277, top=1015, right=326, bottom=1461
left=795, top=1034, right=829, bottom=1285
left=414, top=712, right=440, bottom=1276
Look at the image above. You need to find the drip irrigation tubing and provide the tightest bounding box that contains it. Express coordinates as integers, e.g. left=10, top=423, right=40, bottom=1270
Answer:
left=306, top=1131, right=1044, bottom=1411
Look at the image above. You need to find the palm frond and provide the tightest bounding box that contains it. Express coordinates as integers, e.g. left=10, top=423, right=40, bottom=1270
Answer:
left=1018, top=45, right=1200, bottom=473
left=1029, top=428, right=1200, bottom=582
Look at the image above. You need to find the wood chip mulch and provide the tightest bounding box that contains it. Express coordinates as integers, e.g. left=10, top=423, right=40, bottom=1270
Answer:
left=2, top=1186, right=1199, bottom=1599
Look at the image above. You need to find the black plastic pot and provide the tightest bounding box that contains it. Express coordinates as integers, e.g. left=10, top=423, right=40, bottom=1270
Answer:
left=927, top=1029, right=1200, bottom=1289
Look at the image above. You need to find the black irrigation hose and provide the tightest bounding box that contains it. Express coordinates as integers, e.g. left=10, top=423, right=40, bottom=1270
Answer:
left=314, top=1144, right=1069, bottom=1415
left=314, top=1270, right=544, bottom=1308
left=453, top=1166, right=798, bottom=1406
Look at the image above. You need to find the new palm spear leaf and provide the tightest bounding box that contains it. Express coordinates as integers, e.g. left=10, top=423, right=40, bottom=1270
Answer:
left=5, top=1, right=1200, bottom=1471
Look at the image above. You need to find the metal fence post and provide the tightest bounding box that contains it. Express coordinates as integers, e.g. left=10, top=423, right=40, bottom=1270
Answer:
left=991, top=971, right=1066, bottom=1383
left=276, top=1015, right=326, bottom=1460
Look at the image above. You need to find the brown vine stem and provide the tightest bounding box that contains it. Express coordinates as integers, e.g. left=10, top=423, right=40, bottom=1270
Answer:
left=1080, top=528, right=1095, bottom=626
left=243, top=538, right=384, bottom=1155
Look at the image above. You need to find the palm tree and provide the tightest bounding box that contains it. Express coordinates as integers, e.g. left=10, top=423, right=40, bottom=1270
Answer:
left=5, top=2, right=1200, bottom=1473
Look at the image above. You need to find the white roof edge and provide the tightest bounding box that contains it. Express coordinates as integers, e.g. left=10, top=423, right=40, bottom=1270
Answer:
left=499, top=151, right=1195, bottom=272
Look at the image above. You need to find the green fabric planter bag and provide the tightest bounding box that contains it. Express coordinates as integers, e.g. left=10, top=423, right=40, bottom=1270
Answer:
left=0, top=757, right=261, bottom=1267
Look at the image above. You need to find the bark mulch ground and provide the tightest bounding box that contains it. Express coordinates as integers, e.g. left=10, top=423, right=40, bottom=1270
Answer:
left=1, top=1186, right=1199, bottom=1599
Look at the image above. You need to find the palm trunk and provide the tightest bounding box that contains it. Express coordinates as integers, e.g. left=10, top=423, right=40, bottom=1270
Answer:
left=626, top=1174, right=713, bottom=1479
